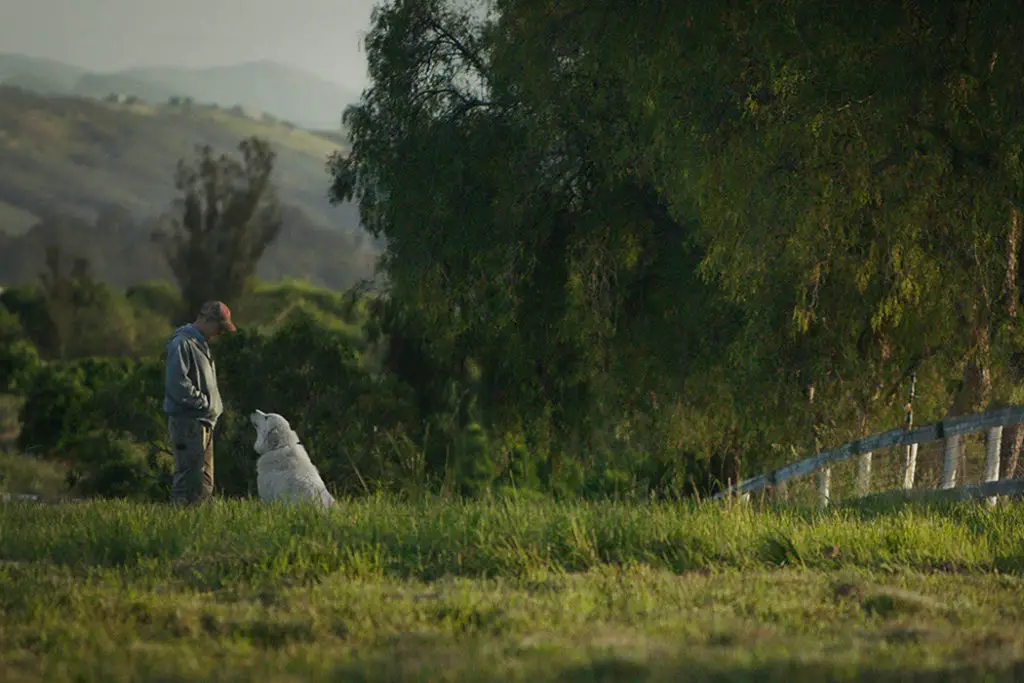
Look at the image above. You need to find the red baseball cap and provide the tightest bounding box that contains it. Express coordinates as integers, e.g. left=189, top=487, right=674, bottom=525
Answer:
left=200, top=300, right=237, bottom=332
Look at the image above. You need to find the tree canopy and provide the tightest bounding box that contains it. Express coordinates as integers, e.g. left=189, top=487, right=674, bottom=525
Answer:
left=331, top=0, right=1024, bottom=489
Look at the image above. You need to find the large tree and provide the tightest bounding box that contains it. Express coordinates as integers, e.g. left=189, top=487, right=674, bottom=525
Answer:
left=332, top=0, right=744, bottom=490
left=612, top=1, right=1024, bottom=475
left=155, top=136, right=282, bottom=320
left=333, top=0, right=1024, bottom=491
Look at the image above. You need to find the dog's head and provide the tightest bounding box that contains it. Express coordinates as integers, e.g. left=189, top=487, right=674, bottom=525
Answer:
left=250, top=409, right=300, bottom=454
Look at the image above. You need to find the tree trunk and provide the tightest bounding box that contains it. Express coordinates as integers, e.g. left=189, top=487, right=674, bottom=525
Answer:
left=1004, top=206, right=1021, bottom=318
left=942, top=324, right=992, bottom=488
left=1002, top=423, right=1024, bottom=479
left=1002, top=207, right=1024, bottom=478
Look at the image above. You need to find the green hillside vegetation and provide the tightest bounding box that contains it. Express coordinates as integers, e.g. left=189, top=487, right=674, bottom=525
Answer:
left=0, top=210, right=378, bottom=293
left=0, top=85, right=358, bottom=232
left=0, top=86, right=378, bottom=290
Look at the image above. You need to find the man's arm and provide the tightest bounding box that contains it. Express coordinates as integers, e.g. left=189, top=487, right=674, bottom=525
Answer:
left=165, top=339, right=209, bottom=412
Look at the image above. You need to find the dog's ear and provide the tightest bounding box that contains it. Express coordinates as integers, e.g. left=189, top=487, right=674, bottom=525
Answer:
left=263, top=426, right=283, bottom=449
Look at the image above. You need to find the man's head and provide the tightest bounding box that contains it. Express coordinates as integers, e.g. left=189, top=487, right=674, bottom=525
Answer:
left=193, top=301, right=237, bottom=340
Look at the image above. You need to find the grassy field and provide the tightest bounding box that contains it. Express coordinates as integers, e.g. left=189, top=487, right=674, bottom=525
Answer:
left=3, top=496, right=1024, bottom=682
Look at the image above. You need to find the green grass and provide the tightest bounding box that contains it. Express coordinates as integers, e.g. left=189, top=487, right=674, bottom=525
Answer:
left=3, top=497, right=1024, bottom=681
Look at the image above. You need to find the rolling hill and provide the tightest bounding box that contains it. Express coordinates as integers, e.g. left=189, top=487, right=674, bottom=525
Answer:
left=0, top=86, right=379, bottom=291
left=0, top=53, right=359, bottom=131
left=75, top=61, right=358, bottom=131
left=0, top=54, right=86, bottom=95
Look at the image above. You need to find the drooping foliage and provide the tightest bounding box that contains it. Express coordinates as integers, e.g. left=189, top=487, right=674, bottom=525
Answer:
left=331, top=0, right=1024, bottom=487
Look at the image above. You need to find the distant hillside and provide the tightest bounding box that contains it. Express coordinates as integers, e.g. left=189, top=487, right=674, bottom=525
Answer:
left=0, top=86, right=360, bottom=233
left=0, top=54, right=86, bottom=94
left=0, top=207, right=379, bottom=293
left=0, top=86, right=378, bottom=291
left=0, top=54, right=359, bottom=131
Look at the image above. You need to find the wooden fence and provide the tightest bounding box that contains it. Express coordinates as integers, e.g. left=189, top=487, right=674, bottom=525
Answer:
left=711, top=405, right=1024, bottom=506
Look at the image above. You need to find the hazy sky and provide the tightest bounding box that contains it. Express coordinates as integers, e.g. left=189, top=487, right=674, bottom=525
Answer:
left=1, top=0, right=379, bottom=92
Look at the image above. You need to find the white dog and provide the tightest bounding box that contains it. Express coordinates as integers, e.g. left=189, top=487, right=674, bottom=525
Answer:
left=250, top=409, right=336, bottom=508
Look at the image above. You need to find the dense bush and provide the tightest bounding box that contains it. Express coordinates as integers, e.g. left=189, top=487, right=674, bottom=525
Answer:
left=0, top=305, right=40, bottom=394
left=16, top=355, right=168, bottom=498
left=7, top=287, right=716, bottom=502
left=13, top=307, right=428, bottom=500
left=63, top=430, right=171, bottom=501
left=213, top=307, right=423, bottom=496
left=0, top=286, right=58, bottom=360
left=126, top=280, right=182, bottom=322
left=2, top=278, right=173, bottom=361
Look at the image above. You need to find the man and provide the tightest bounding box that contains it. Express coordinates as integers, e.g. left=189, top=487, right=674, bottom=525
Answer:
left=163, top=301, right=237, bottom=504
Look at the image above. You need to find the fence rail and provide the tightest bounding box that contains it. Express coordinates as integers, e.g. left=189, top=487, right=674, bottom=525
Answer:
left=712, top=405, right=1024, bottom=505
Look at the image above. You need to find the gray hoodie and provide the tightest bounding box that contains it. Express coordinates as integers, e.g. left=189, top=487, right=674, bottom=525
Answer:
left=163, top=324, right=223, bottom=427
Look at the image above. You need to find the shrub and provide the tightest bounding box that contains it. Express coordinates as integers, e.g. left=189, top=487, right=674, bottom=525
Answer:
left=126, top=280, right=182, bottom=322
left=13, top=306, right=425, bottom=500
left=10, top=299, right=558, bottom=501
left=214, top=307, right=421, bottom=496
left=64, top=429, right=171, bottom=500
left=0, top=305, right=41, bottom=394
left=17, top=356, right=165, bottom=457
left=17, top=362, right=95, bottom=456
left=2, top=279, right=165, bottom=361
left=0, top=451, right=68, bottom=500
left=48, top=278, right=141, bottom=359
left=451, top=421, right=494, bottom=497
left=16, top=353, right=169, bottom=500
left=0, top=285, right=58, bottom=359
left=125, top=280, right=181, bottom=353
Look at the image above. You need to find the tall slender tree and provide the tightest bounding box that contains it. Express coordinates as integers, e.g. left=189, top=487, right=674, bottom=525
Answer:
left=154, top=136, right=282, bottom=320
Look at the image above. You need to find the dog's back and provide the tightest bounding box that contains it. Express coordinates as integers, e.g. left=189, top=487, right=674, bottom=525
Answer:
left=257, top=444, right=336, bottom=508
left=251, top=411, right=336, bottom=509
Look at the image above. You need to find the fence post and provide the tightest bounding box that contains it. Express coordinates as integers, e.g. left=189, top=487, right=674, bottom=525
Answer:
left=985, top=426, right=1003, bottom=507
left=903, top=443, right=918, bottom=489
left=817, top=467, right=831, bottom=508
left=726, top=476, right=750, bottom=505
left=856, top=452, right=872, bottom=497
left=941, top=434, right=961, bottom=489
left=902, top=372, right=917, bottom=489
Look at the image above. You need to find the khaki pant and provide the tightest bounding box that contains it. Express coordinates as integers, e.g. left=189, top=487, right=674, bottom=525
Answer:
left=168, top=416, right=214, bottom=504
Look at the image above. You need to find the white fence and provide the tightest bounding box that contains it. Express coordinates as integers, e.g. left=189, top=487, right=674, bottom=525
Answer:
left=712, top=405, right=1024, bottom=506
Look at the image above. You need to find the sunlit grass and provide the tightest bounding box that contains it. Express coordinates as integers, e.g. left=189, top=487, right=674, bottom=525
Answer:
left=2, top=497, right=1024, bottom=681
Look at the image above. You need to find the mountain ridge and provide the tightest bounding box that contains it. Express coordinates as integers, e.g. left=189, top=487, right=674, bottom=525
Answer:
left=0, top=53, right=360, bottom=130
